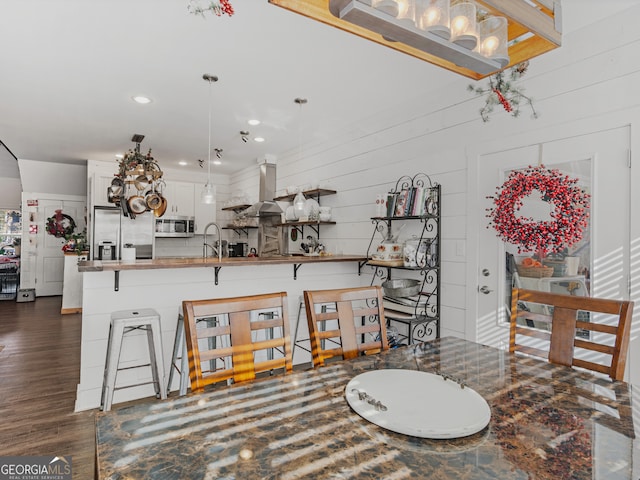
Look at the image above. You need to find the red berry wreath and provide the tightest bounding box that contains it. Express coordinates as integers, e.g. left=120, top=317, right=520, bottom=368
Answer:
left=486, top=165, right=590, bottom=254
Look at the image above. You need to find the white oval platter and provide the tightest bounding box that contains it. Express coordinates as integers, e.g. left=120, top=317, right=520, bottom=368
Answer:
left=345, top=369, right=491, bottom=439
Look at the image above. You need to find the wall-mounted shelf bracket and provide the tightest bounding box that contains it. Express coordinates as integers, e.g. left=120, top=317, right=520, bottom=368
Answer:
left=114, top=271, right=120, bottom=292
left=358, top=260, right=368, bottom=275
left=214, top=266, right=222, bottom=285
left=293, top=263, right=302, bottom=280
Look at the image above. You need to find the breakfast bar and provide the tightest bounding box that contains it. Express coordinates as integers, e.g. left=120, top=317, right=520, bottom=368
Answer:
left=75, top=254, right=368, bottom=411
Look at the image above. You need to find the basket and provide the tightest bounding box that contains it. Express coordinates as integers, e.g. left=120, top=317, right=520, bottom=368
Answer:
left=516, top=264, right=554, bottom=278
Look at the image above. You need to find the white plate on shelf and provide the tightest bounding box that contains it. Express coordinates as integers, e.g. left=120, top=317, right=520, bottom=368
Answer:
left=345, top=369, right=491, bottom=439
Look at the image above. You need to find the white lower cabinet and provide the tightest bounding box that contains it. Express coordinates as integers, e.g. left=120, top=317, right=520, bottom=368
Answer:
left=61, top=253, right=87, bottom=314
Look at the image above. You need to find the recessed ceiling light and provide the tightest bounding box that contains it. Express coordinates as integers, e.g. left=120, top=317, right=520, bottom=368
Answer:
left=132, top=95, right=152, bottom=104
left=115, top=154, right=124, bottom=159
left=213, top=160, right=222, bottom=165
left=248, top=119, right=260, bottom=126
left=254, top=137, right=265, bottom=143
left=178, top=160, right=188, bottom=166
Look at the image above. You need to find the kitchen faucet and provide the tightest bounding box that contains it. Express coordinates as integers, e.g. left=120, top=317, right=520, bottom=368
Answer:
left=203, top=222, right=222, bottom=261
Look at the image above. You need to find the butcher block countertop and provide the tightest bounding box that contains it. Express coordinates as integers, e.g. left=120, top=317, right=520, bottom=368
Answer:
left=77, top=254, right=367, bottom=272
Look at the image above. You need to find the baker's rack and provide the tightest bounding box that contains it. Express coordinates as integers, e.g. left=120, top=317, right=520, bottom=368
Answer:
left=366, top=173, right=440, bottom=343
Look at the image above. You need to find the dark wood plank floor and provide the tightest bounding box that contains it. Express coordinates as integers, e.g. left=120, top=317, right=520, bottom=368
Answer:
left=0, top=296, right=96, bottom=479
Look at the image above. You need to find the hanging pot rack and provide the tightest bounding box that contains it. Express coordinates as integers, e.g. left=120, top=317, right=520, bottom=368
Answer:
left=110, top=134, right=165, bottom=217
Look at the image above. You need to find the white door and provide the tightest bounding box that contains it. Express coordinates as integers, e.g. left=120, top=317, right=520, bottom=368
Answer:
left=36, top=200, right=86, bottom=296
left=472, top=127, right=632, bottom=376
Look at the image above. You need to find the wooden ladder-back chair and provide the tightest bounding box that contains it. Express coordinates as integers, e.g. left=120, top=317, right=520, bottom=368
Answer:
left=510, top=288, right=633, bottom=381
left=182, top=291, right=292, bottom=393
left=303, top=286, right=389, bottom=368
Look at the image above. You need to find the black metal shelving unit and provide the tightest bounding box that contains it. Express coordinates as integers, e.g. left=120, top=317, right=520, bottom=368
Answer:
left=365, top=173, right=441, bottom=344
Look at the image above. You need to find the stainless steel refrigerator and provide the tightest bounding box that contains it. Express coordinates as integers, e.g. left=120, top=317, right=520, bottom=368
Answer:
left=92, top=206, right=154, bottom=260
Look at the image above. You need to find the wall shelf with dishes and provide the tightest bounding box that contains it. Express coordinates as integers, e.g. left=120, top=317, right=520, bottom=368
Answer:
left=274, top=188, right=336, bottom=246
left=221, top=203, right=257, bottom=236
left=365, top=173, right=440, bottom=344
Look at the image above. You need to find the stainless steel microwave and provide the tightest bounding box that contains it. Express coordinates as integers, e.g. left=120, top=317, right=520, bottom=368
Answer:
left=154, top=216, right=195, bottom=237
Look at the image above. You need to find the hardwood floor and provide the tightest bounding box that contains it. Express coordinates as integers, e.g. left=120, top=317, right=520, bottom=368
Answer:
left=0, top=296, right=96, bottom=479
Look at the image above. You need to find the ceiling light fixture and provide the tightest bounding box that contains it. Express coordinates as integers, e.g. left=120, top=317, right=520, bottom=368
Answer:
left=201, top=73, right=218, bottom=204
left=293, top=97, right=308, bottom=220
left=254, top=137, right=265, bottom=143
left=215, top=148, right=223, bottom=159
left=269, top=0, right=561, bottom=79
left=240, top=131, right=249, bottom=143
left=132, top=95, right=152, bottom=104
left=248, top=119, right=261, bottom=126
left=340, top=0, right=507, bottom=74
left=179, top=160, right=188, bottom=166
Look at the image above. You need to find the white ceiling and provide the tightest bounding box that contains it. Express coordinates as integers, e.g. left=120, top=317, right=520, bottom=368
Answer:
left=0, top=0, right=633, bottom=176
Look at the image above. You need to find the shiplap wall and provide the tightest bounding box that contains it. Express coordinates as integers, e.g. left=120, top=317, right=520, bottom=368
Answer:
left=230, top=5, right=640, bottom=347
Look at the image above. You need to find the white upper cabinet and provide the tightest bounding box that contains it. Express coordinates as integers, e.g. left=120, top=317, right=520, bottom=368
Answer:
left=88, top=160, right=119, bottom=208
left=163, top=181, right=195, bottom=217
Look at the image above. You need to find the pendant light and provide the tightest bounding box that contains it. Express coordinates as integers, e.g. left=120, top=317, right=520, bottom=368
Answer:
left=292, top=98, right=307, bottom=220
left=201, top=73, right=218, bottom=204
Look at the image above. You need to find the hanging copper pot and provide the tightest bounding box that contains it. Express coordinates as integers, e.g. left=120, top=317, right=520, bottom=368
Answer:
left=134, top=175, right=149, bottom=191
left=145, top=189, right=162, bottom=210
left=154, top=195, right=167, bottom=217
left=128, top=195, right=147, bottom=215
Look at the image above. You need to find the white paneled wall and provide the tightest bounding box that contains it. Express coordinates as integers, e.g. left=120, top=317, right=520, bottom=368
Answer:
left=230, top=4, right=640, bottom=350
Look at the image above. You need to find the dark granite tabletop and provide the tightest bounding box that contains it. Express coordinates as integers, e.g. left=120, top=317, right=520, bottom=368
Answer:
left=96, top=337, right=638, bottom=479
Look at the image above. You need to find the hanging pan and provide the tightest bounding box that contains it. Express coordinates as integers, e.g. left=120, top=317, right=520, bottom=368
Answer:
left=145, top=187, right=162, bottom=210
left=128, top=194, right=147, bottom=215
left=120, top=194, right=130, bottom=217
left=154, top=195, right=167, bottom=217
left=134, top=175, right=150, bottom=191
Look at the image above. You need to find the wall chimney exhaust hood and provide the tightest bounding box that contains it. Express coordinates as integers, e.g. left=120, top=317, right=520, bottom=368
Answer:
left=245, top=160, right=283, bottom=217
left=268, top=0, right=562, bottom=80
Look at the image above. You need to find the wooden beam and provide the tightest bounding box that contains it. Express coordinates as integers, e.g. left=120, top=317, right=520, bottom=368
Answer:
left=477, top=0, right=561, bottom=46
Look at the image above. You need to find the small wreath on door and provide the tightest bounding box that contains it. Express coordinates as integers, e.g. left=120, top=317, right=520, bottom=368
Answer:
left=486, top=165, right=590, bottom=254
left=46, top=210, right=76, bottom=238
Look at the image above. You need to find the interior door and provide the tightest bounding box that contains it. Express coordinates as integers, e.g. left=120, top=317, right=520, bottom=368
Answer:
left=474, top=127, right=631, bottom=371
left=35, top=200, right=85, bottom=296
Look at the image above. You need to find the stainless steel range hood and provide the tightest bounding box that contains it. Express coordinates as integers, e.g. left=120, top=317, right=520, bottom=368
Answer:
left=245, top=162, right=283, bottom=217
left=244, top=159, right=287, bottom=257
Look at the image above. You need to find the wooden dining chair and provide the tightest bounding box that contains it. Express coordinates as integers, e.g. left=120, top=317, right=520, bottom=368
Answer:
left=509, top=288, right=633, bottom=381
left=303, top=286, right=389, bottom=367
left=182, top=291, right=292, bottom=393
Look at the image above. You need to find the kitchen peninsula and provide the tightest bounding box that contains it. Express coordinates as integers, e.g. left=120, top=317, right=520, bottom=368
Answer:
left=74, top=253, right=367, bottom=411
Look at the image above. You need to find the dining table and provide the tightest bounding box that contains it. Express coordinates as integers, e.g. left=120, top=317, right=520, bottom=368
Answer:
left=96, top=336, right=639, bottom=479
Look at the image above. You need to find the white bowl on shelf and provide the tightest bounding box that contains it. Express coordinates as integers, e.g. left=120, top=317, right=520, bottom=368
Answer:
left=304, top=198, right=320, bottom=220
left=285, top=206, right=296, bottom=221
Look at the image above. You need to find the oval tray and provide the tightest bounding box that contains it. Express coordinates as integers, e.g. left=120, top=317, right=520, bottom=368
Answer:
left=345, top=369, right=491, bottom=439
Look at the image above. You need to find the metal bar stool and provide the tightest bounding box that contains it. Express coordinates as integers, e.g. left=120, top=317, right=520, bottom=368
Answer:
left=101, top=308, right=166, bottom=411
left=292, top=295, right=337, bottom=362
left=167, top=310, right=220, bottom=396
